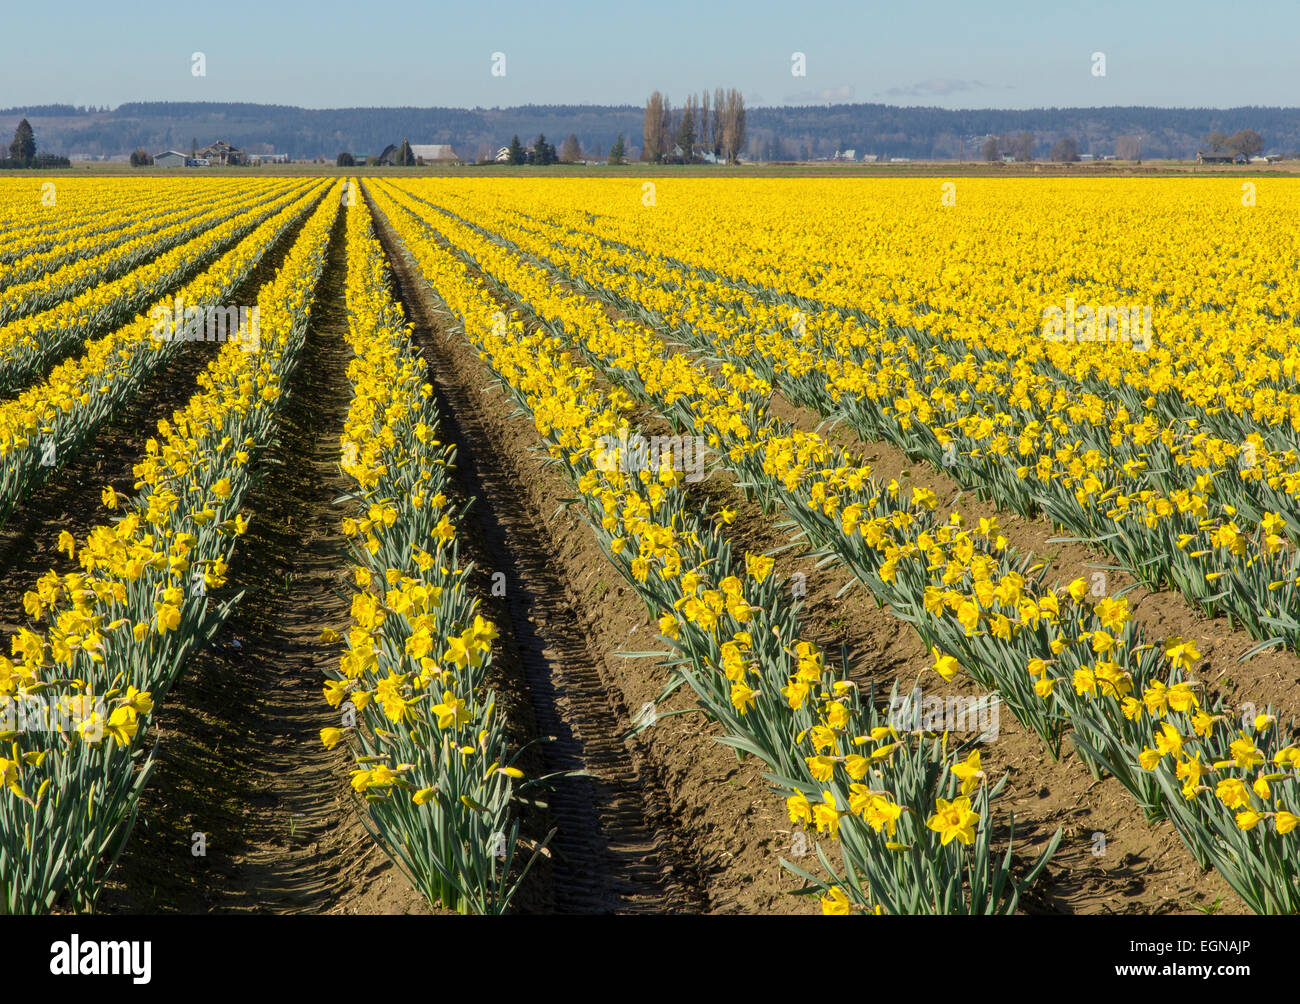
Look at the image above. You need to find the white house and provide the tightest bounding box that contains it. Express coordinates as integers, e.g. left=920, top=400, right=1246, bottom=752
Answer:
left=154, top=150, right=188, bottom=168
left=494, top=146, right=512, bottom=163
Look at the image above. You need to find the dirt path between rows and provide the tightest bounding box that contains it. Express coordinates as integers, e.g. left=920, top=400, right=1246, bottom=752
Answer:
left=100, top=205, right=427, bottom=915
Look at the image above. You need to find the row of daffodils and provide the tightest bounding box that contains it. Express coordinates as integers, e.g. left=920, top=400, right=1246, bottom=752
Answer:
left=413, top=181, right=1300, bottom=659
left=0, top=182, right=329, bottom=533
left=0, top=178, right=239, bottom=262
left=0, top=179, right=312, bottom=393
left=0, top=183, right=341, bottom=914
left=320, top=187, right=546, bottom=914
left=0, top=179, right=241, bottom=291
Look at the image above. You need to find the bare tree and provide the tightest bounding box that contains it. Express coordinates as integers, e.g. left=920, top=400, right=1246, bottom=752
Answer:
left=712, top=87, right=725, bottom=157
left=643, top=91, right=666, bottom=162
left=721, top=88, right=746, bottom=163
left=980, top=136, right=1001, bottom=162
left=1229, top=129, right=1264, bottom=159
left=560, top=133, right=582, bottom=163
left=1049, top=137, right=1081, bottom=162
left=660, top=95, right=673, bottom=161
left=1115, top=135, right=1141, bottom=160
left=1012, top=131, right=1035, bottom=162
left=700, top=90, right=710, bottom=157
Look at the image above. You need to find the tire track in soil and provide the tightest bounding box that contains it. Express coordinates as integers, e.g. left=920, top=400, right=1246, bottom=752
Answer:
left=368, top=188, right=710, bottom=915
left=100, top=201, right=427, bottom=915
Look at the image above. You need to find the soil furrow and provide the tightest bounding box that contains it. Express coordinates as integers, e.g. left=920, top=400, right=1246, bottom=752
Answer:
left=100, top=202, right=427, bottom=915
left=369, top=188, right=711, bottom=914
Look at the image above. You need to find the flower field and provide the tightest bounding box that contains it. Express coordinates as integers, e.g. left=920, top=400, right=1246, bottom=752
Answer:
left=1, top=175, right=1297, bottom=916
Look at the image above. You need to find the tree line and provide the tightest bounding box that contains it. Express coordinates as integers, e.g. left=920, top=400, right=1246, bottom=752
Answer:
left=486, top=132, right=627, bottom=165
left=4, top=101, right=1292, bottom=162
left=642, top=88, right=746, bottom=163
left=1204, top=129, right=1265, bottom=158
left=979, top=132, right=1084, bottom=162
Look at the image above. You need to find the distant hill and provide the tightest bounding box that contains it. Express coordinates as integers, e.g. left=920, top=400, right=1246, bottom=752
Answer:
left=1, top=101, right=1297, bottom=161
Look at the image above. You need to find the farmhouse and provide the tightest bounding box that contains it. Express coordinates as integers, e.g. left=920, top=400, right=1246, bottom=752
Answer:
left=197, top=140, right=245, bottom=165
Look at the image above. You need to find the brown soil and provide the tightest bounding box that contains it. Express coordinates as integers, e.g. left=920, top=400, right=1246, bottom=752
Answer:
left=96, top=205, right=436, bottom=915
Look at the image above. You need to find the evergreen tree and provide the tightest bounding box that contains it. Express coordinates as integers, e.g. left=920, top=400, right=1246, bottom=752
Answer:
left=532, top=133, right=556, bottom=165
left=9, top=119, right=36, bottom=165
left=507, top=134, right=526, bottom=165
left=675, top=100, right=697, bottom=161
left=608, top=133, right=626, bottom=165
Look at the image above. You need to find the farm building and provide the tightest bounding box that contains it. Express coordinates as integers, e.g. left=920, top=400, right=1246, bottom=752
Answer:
left=153, top=150, right=188, bottom=168
left=198, top=140, right=245, bottom=165
left=1196, top=151, right=1246, bottom=164
left=410, top=144, right=461, bottom=164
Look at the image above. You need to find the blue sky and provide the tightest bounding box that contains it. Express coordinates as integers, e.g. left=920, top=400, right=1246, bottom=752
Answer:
left=3, top=0, right=1294, bottom=110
